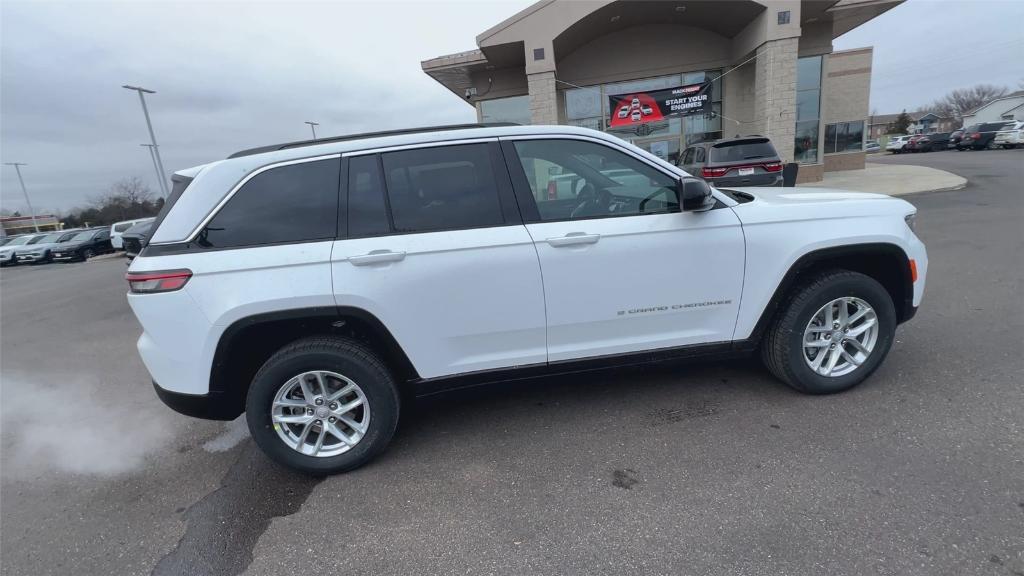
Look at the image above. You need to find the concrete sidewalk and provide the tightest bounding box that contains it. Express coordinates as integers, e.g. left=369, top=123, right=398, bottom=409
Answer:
left=799, top=163, right=966, bottom=196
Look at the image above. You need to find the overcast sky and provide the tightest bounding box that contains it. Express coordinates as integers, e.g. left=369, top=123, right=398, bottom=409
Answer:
left=2, top=0, right=1022, bottom=213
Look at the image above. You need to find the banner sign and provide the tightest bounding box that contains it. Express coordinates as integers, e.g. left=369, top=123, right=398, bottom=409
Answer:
left=607, top=82, right=712, bottom=128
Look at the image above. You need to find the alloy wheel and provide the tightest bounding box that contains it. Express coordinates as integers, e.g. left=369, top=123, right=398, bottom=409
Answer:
left=271, top=370, right=370, bottom=458
left=802, top=297, right=879, bottom=378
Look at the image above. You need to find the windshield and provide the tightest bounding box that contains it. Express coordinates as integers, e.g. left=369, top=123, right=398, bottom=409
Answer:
left=5, top=235, right=36, bottom=246
left=70, top=231, right=95, bottom=242
left=34, top=232, right=65, bottom=244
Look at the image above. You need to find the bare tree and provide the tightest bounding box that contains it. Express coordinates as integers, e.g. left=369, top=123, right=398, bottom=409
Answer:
left=931, top=84, right=1009, bottom=120
left=74, top=177, right=158, bottom=224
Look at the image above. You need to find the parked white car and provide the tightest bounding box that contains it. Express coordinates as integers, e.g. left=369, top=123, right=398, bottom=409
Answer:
left=993, top=120, right=1023, bottom=149
left=885, top=135, right=910, bottom=153
left=127, top=124, right=927, bottom=475
left=0, top=233, right=46, bottom=266
left=111, top=217, right=155, bottom=249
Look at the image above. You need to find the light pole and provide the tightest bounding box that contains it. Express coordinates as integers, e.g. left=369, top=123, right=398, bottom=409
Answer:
left=140, top=144, right=163, bottom=194
left=122, top=85, right=169, bottom=196
left=304, top=121, right=319, bottom=139
left=3, top=162, right=40, bottom=232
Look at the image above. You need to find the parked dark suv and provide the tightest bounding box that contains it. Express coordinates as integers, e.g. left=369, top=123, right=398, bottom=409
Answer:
left=959, top=122, right=1013, bottom=150
left=52, top=227, right=113, bottom=262
left=120, top=220, right=153, bottom=261
left=907, top=132, right=951, bottom=153
left=678, top=136, right=783, bottom=187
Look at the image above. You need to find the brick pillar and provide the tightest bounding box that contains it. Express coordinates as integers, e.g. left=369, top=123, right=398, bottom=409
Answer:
left=527, top=71, right=558, bottom=125
left=752, top=37, right=798, bottom=163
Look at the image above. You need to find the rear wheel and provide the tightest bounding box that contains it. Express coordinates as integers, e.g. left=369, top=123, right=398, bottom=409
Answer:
left=762, top=270, right=896, bottom=394
left=246, top=336, right=400, bottom=475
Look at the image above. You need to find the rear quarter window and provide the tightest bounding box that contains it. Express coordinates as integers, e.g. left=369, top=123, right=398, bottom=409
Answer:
left=198, top=158, right=340, bottom=248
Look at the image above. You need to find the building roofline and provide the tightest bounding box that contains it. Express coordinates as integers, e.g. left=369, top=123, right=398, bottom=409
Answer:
left=475, top=0, right=553, bottom=45
left=963, top=91, right=1024, bottom=116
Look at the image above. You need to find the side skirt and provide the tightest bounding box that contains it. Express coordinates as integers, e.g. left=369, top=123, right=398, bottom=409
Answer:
left=410, top=340, right=757, bottom=397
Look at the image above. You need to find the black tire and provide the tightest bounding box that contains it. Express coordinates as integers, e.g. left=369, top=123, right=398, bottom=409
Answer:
left=246, top=336, right=400, bottom=475
left=81, top=248, right=95, bottom=260
left=761, top=269, right=896, bottom=395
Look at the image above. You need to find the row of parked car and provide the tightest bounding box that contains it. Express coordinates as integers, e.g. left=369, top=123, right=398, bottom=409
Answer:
left=885, top=120, right=1023, bottom=154
left=0, top=217, right=154, bottom=267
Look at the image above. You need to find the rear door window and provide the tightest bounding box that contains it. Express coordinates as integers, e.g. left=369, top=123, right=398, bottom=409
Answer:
left=380, top=144, right=504, bottom=233
left=199, top=158, right=340, bottom=248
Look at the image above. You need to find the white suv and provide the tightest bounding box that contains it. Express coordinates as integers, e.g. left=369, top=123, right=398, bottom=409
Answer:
left=127, top=124, right=927, bottom=474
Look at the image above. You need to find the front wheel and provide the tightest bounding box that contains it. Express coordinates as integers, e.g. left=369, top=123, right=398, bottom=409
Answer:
left=762, top=270, right=896, bottom=394
left=246, top=336, right=400, bottom=475
left=81, top=248, right=95, bottom=260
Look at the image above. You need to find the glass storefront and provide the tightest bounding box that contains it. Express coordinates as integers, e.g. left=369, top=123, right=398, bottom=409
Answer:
left=563, top=70, right=723, bottom=165
left=824, top=120, right=865, bottom=153
left=479, top=95, right=531, bottom=126
left=794, top=56, right=822, bottom=164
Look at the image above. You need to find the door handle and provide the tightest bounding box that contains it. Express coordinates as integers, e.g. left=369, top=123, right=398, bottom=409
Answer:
left=348, top=250, right=406, bottom=266
left=546, top=233, right=600, bottom=247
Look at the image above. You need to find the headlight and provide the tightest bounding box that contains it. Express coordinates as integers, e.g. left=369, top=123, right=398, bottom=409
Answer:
left=904, top=213, right=917, bottom=233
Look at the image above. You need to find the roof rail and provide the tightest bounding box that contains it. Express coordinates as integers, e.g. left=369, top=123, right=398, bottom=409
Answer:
left=227, top=123, right=521, bottom=159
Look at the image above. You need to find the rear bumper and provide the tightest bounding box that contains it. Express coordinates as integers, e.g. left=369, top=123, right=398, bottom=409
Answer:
left=152, top=381, right=239, bottom=421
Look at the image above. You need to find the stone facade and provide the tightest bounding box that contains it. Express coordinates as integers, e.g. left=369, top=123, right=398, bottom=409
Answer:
left=527, top=71, right=558, bottom=125
left=824, top=152, right=865, bottom=172
left=752, top=37, right=798, bottom=164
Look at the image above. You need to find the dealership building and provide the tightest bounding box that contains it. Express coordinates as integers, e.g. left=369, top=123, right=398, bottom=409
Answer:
left=422, top=0, right=900, bottom=183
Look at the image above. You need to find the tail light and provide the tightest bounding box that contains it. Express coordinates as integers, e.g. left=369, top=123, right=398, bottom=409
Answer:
left=762, top=162, right=783, bottom=172
left=126, top=269, right=192, bottom=294
left=547, top=180, right=557, bottom=200
left=970, top=132, right=981, bottom=139
left=702, top=167, right=729, bottom=178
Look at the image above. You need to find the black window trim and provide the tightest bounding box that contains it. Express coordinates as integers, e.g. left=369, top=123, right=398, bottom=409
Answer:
left=499, top=134, right=690, bottom=225
left=338, top=140, right=523, bottom=240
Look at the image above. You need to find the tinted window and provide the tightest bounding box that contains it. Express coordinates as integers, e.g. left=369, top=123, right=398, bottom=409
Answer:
left=200, top=158, right=339, bottom=248
left=695, top=147, right=706, bottom=163
left=113, top=223, right=133, bottom=233
left=381, top=144, right=504, bottom=233
left=347, top=155, right=390, bottom=237
left=710, top=139, right=777, bottom=162
left=511, top=139, right=679, bottom=221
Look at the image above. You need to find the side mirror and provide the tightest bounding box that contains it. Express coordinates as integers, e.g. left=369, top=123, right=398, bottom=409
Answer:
left=679, top=177, right=714, bottom=212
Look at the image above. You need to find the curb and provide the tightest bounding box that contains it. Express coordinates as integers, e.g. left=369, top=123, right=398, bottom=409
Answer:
left=889, top=179, right=968, bottom=197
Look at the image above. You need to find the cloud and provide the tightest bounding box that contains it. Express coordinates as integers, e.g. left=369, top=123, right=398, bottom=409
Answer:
left=1, top=0, right=533, bottom=212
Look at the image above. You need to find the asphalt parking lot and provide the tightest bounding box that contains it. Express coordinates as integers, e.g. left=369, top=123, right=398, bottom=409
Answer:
left=2, top=149, right=1022, bottom=576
